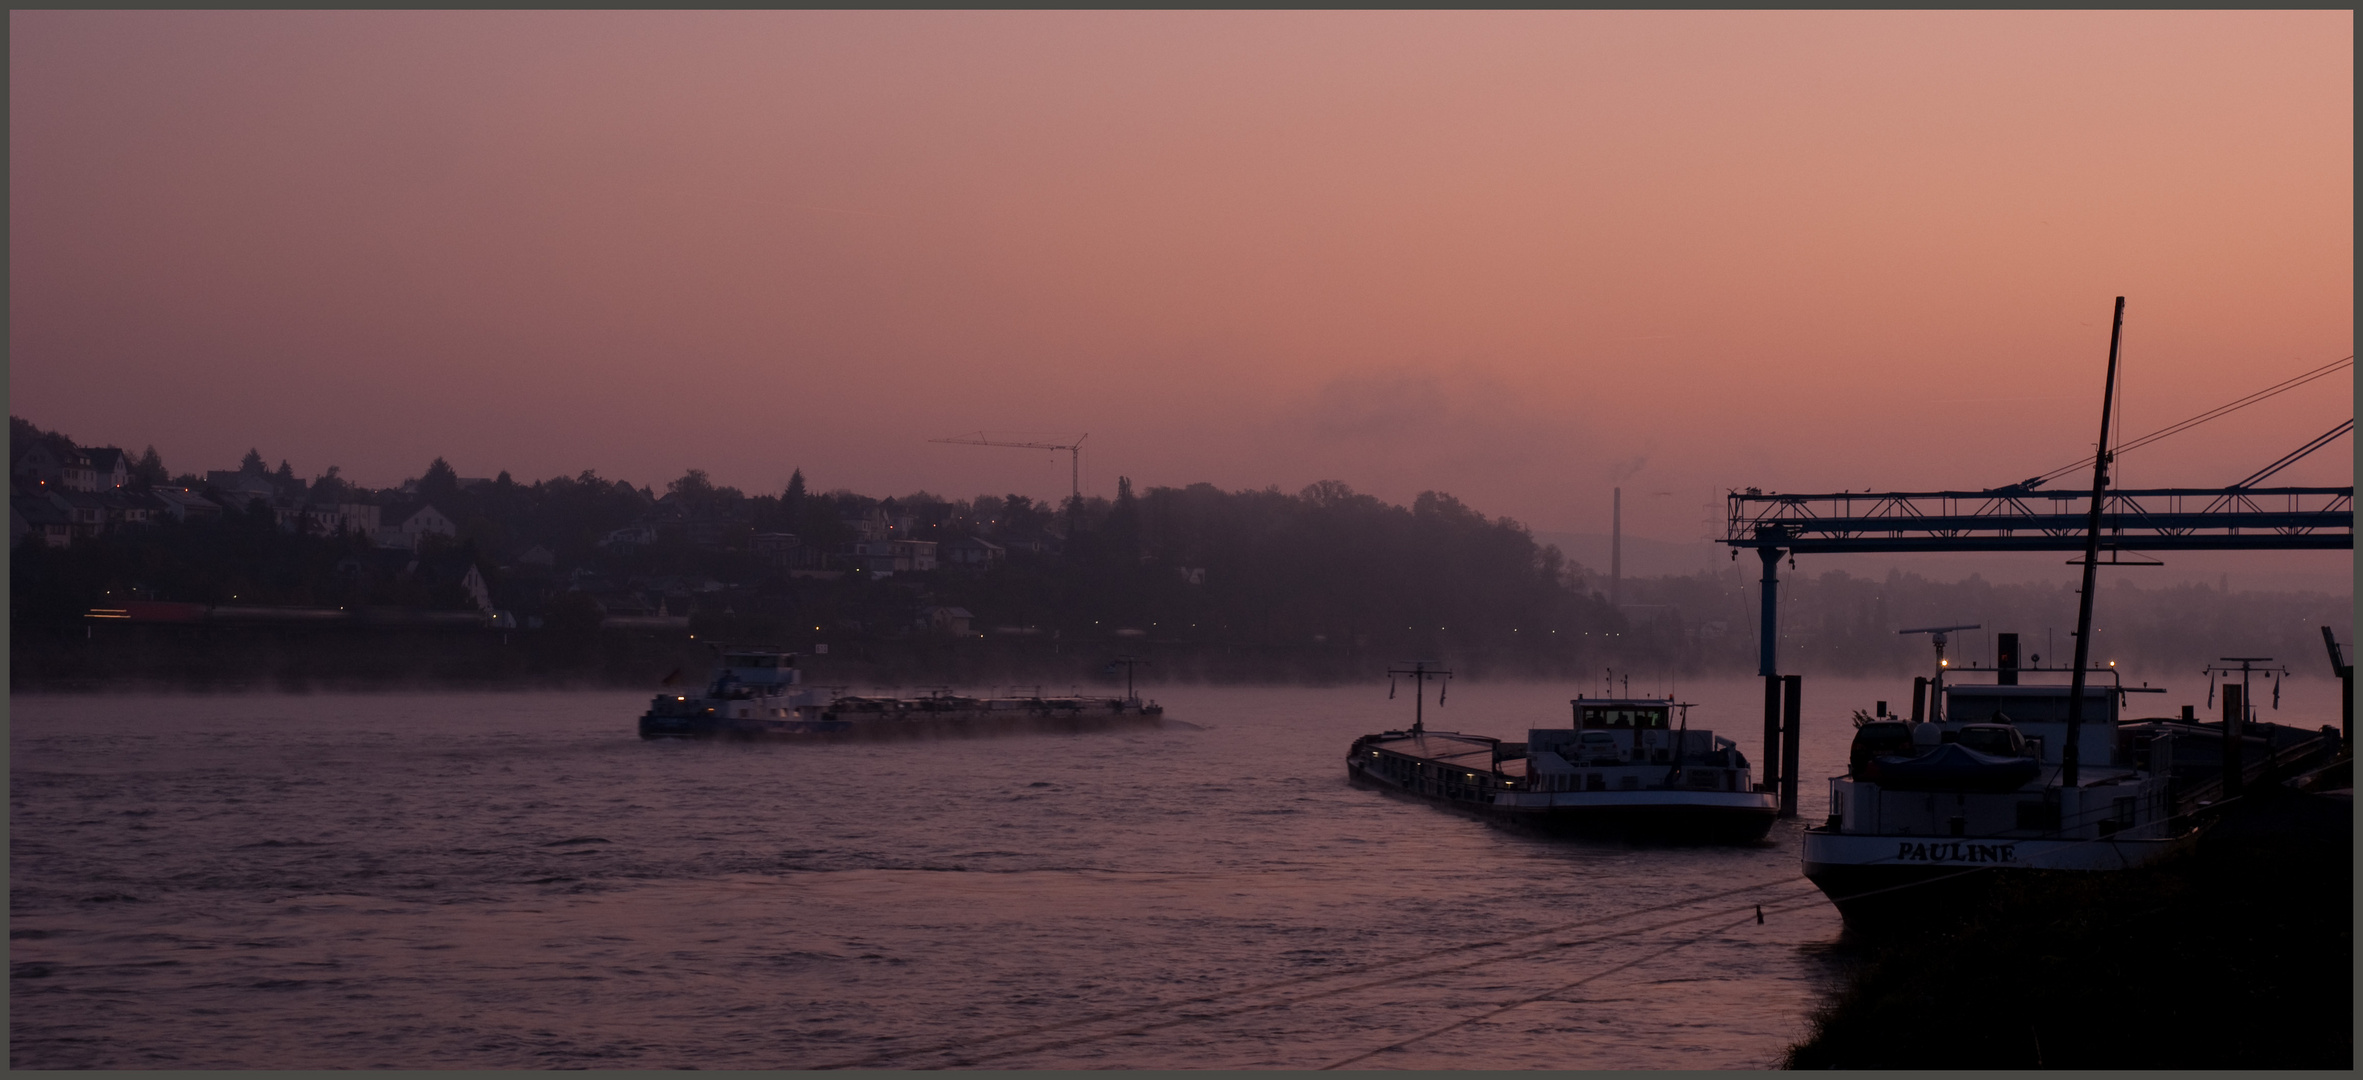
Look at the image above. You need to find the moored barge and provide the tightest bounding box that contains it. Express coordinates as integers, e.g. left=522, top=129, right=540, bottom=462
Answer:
left=1801, top=664, right=2342, bottom=927
left=1348, top=695, right=1778, bottom=842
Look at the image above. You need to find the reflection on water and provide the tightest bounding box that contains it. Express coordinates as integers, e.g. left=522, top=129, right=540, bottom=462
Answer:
left=26, top=675, right=2243, bottom=1068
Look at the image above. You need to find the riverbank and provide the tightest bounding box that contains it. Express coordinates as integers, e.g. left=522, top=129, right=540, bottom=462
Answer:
left=12, top=620, right=1577, bottom=691
left=1785, top=772, right=2352, bottom=1069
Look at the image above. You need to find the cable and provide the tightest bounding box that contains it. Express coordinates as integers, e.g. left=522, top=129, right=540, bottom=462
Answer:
left=919, top=885, right=1829, bottom=1071
left=1317, top=903, right=1804, bottom=1069
left=808, top=871, right=1818, bottom=1069
left=2231, top=418, right=2354, bottom=489
left=815, top=735, right=2335, bottom=1069
left=2019, top=354, right=2353, bottom=489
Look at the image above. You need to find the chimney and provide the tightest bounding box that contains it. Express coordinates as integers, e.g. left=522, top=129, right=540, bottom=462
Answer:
left=1610, top=486, right=1622, bottom=608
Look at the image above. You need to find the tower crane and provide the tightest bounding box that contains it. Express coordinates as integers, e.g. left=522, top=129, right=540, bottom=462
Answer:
left=930, top=432, right=1088, bottom=531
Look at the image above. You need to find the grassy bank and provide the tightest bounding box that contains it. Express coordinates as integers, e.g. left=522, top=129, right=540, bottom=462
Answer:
left=1786, top=784, right=2352, bottom=1069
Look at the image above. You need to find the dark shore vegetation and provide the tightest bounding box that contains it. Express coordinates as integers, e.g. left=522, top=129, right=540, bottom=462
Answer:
left=12, top=414, right=2350, bottom=690
left=1786, top=781, right=2353, bottom=1070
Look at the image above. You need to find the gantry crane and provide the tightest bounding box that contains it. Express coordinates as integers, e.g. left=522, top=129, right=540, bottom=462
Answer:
left=930, top=432, right=1088, bottom=530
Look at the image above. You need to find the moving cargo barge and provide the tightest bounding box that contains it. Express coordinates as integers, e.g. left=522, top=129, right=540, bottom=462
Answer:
left=1347, top=695, right=1778, bottom=842
left=639, top=650, right=1166, bottom=740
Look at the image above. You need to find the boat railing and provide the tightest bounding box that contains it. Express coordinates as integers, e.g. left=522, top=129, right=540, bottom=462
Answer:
left=2173, top=729, right=2342, bottom=815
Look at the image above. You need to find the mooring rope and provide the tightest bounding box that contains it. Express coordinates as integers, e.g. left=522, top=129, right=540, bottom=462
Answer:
left=1318, top=898, right=1831, bottom=1069
left=810, top=774, right=2307, bottom=1069
left=912, top=885, right=1830, bottom=1070
left=806, top=871, right=1820, bottom=1069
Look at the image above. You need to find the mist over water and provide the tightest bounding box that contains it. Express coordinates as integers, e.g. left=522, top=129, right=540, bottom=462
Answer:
left=10, top=676, right=2345, bottom=1068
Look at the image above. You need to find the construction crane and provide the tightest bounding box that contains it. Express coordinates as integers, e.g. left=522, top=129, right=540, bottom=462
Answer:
left=930, top=432, right=1088, bottom=530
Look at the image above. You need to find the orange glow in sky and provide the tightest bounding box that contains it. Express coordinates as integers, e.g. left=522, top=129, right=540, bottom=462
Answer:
left=9, top=11, right=2352, bottom=562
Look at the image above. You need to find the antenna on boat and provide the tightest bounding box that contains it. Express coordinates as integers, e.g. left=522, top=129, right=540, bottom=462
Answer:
left=1898, top=624, right=1981, bottom=671
left=1899, top=624, right=1979, bottom=724
left=1107, top=655, right=1150, bottom=705
left=1388, top=661, right=1451, bottom=734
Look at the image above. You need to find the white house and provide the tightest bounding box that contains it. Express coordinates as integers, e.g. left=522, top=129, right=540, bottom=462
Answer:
left=83, top=447, right=131, bottom=491
left=852, top=538, right=937, bottom=576
left=377, top=504, right=457, bottom=550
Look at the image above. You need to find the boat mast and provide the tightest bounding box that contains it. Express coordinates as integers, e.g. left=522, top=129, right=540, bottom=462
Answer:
left=1389, top=660, right=1451, bottom=734
left=2065, top=297, right=2126, bottom=789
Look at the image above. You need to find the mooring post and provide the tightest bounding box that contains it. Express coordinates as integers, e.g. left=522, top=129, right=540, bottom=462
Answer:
left=1761, top=676, right=1782, bottom=795
left=2221, top=681, right=2245, bottom=798
left=1757, top=545, right=1784, bottom=795
left=2324, top=626, right=2353, bottom=750
left=1780, top=674, right=1802, bottom=818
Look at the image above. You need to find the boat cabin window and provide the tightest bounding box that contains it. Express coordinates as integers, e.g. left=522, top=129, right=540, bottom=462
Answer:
left=723, top=654, right=783, bottom=669
left=1580, top=706, right=1668, bottom=730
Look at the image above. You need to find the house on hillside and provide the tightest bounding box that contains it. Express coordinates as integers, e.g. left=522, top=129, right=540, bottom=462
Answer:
left=206, top=471, right=280, bottom=512
left=851, top=538, right=936, bottom=576
left=56, top=491, right=107, bottom=539
left=10, top=494, right=72, bottom=548
left=150, top=487, right=222, bottom=523
left=401, top=551, right=498, bottom=615
left=16, top=442, right=99, bottom=492
left=11, top=440, right=75, bottom=489
left=290, top=501, right=380, bottom=537
left=917, top=605, right=974, bottom=635
left=83, top=447, right=131, bottom=491
left=942, top=536, right=1004, bottom=568
left=12, top=438, right=121, bottom=493
left=98, top=490, right=154, bottom=529
left=600, top=523, right=658, bottom=549
left=376, top=504, right=457, bottom=550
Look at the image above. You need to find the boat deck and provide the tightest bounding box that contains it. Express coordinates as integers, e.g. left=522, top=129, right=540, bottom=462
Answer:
left=1356, top=731, right=1529, bottom=778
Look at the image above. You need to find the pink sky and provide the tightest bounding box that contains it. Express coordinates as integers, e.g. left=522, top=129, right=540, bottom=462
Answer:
left=10, top=12, right=2353, bottom=573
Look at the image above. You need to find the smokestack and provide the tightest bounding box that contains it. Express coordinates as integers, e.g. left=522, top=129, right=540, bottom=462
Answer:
left=1611, top=487, right=1622, bottom=608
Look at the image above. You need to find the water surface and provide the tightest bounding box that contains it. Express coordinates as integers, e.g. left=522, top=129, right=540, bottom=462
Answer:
left=14, top=678, right=2011, bottom=1068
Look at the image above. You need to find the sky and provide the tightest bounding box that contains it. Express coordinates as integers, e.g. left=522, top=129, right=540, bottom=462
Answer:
left=9, top=11, right=2354, bottom=589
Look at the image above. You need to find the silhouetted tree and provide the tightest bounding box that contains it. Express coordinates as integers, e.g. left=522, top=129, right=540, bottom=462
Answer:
left=311, top=465, right=347, bottom=505
left=132, top=446, right=168, bottom=489
left=418, top=457, right=461, bottom=508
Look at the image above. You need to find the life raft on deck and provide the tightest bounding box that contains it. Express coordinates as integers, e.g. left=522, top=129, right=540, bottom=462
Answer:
left=1871, top=743, right=2041, bottom=792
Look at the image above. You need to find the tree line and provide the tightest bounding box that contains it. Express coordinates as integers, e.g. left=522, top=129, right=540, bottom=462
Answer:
left=12, top=414, right=2349, bottom=680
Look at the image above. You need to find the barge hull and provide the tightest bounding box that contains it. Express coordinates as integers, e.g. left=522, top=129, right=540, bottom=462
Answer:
left=641, top=710, right=1168, bottom=741
left=1802, top=829, right=2193, bottom=927
left=1348, top=765, right=1777, bottom=842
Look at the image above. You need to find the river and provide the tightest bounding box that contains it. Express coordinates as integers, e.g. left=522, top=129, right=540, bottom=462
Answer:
left=15, top=673, right=2327, bottom=1068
